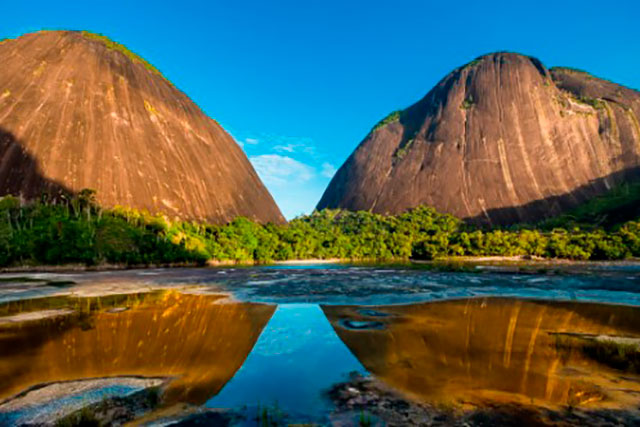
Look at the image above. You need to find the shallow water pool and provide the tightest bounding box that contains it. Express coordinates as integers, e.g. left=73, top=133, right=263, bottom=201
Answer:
left=0, top=263, right=639, bottom=425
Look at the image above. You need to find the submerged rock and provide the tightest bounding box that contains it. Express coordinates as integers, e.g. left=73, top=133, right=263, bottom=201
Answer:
left=339, top=319, right=386, bottom=330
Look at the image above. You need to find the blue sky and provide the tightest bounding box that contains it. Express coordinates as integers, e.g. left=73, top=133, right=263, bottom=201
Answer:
left=2, top=1, right=639, bottom=219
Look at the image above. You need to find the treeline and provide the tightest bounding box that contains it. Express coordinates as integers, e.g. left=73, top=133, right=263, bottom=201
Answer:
left=1, top=190, right=640, bottom=267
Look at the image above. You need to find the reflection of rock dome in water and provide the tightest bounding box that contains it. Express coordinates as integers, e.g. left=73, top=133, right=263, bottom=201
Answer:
left=323, top=298, right=640, bottom=409
left=0, top=291, right=275, bottom=406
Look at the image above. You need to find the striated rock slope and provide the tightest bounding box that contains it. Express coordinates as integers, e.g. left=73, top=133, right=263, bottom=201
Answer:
left=318, top=52, right=640, bottom=225
left=0, top=31, right=284, bottom=224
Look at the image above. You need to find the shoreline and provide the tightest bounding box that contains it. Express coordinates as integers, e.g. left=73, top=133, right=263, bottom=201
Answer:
left=0, top=255, right=639, bottom=274
left=272, top=258, right=344, bottom=265
left=415, top=255, right=640, bottom=266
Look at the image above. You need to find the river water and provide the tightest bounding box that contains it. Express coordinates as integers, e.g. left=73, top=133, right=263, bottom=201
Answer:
left=0, top=263, right=639, bottom=425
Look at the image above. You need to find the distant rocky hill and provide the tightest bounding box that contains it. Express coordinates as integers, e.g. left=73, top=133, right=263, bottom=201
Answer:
left=317, top=52, right=640, bottom=225
left=0, top=30, right=284, bottom=224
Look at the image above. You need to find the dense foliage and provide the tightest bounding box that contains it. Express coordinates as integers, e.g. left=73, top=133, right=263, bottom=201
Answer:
left=1, top=190, right=640, bottom=267
left=537, top=181, right=640, bottom=230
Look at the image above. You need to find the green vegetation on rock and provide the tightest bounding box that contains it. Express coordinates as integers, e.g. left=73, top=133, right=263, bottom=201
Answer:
left=460, top=95, right=475, bottom=110
left=80, top=31, right=163, bottom=77
left=393, top=138, right=414, bottom=160
left=551, top=66, right=593, bottom=76
left=463, top=57, right=483, bottom=69
left=372, top=111, right=402, bottom=132
left=575, top=95, right=606, bottom=110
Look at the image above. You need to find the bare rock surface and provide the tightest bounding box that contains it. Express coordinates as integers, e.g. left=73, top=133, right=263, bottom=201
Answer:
left=318, top=52, right=640, bottom=225
left=0, top=377, right=165, bottom=426
left=328, top=373, right=640, bottom=426
left=0, top=31, right=284, bottom=224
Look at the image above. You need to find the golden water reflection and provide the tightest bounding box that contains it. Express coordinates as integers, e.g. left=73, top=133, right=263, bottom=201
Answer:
left=0, top=291, right=275, bottom=405
left=323, top=298, right=640, bottom=410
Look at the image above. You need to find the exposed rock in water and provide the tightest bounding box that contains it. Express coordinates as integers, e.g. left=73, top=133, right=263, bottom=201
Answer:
left=52, top=386, right=165, bottom=427
left=317, top=52, right=640, bottom=225
left=328, top=373, right=640, bottom=426
left=0, top=31, right=284, bottom=224
left=0, top=377, right=166, bottom=426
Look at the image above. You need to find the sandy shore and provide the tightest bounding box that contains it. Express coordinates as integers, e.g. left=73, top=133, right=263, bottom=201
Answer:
left=272, top=258, right=343, bottom=265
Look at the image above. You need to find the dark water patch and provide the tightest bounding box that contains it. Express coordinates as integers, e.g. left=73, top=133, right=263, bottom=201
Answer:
left=45, top=280, right=76, bottom=288
left=358, top=308, right=391, bottom=318
left=339, top=319, right=386, bottom=330
left=0, top=277, right=47, bottom=283
left=0, top=276, right=76, bottom=288
left=167, top=409, right=235, bottom=426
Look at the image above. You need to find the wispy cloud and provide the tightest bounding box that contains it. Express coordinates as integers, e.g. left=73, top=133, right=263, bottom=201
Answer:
left=250, top=154, right=315, bottom=186
left=229, top=133, right=259, bottom=149
left=232, top=131, right=334, bottom=219
left=320, top=162, right=337, bottom=178
left=273, top=141, right=315, bottom=155
left=273, top=143, right=296, bottom=153
left=257, top=134, right=315, bottom=155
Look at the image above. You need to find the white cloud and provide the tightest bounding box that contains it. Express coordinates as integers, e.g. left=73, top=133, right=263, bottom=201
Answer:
left=250, top=154, right=315, bottom=186
left=274, top=144, right=296, bottom=153
left=271, top=136, right=316, bottom=155
left=235, top=133, right=328, bottom=219
left=321, top=162, right=337, bottom=178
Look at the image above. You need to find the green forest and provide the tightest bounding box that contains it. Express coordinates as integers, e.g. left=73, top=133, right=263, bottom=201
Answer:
left=1, top=189, right=640, bottom=267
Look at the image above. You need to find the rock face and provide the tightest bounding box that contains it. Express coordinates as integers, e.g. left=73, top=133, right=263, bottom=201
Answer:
left=0, top=31, right=284, bottom=224
left=318, top=52, right=640, bottom=225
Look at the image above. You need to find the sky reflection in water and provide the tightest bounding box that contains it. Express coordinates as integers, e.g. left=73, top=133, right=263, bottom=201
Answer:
left=206, top=304, right=366, bottom=422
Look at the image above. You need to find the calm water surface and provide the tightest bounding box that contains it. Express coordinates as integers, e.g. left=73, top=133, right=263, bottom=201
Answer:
left=0, top=263, right=639, bottom=425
